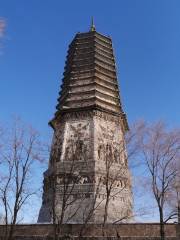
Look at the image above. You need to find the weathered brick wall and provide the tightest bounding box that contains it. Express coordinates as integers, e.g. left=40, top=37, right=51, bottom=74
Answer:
left=39, top=110, right=133, bottom=224
left=0, top=224, right=178, bottom=239
left=0, top=237, right=178, bottom=240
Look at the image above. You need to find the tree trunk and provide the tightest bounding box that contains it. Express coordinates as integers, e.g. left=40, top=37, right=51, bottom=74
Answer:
left=159, top=207, right=165, bottom=240
left=103, top=198, right=109, bottom=226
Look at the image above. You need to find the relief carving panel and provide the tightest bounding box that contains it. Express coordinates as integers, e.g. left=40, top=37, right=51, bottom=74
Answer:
left=95, top=118, right=125, bottom=165
left=62, top=121, right=91, bottom=162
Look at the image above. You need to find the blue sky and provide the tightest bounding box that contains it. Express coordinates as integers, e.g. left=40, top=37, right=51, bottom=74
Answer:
left=1, top=0, right=180, bottom=135
left=0, top=0, right=180, bottom=222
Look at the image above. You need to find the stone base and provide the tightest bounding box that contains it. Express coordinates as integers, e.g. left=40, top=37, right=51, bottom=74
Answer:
left=0, top=224, right=178, bottom=239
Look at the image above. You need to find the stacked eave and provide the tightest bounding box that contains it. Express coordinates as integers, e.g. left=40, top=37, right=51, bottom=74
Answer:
left=53, top=30, right=128, bottom=131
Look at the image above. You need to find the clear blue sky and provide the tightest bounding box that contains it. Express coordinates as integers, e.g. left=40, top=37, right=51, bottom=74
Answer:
left=1, top=0, right=180, bottom=136
left=1, top=0, right=180, bottom=223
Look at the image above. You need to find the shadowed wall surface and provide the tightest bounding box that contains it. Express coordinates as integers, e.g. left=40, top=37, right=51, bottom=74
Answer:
left=0, top=224, right=178, bottom=239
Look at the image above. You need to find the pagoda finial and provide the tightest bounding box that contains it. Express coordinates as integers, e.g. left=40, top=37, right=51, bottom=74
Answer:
left=90, top=17, right=96, bottom=31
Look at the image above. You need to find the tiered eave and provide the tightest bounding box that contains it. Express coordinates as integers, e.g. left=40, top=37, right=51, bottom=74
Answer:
left=53, top=30, right=128, bottom=130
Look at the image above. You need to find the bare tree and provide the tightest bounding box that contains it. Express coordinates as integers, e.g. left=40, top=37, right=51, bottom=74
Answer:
left=46, top=119, right=169, bottom=240
left=47, top=122, right=131, bottom=238
left=168, top=165, right=180, bottom=225
left=98, top=121, right=148, bottom=238
left=172, top=182, right=180, bottom=224
left=78, top=178, right=104, bottom=238
left=51, top=160, right=90, bottom=239
left=0, top=119, right=46, bottom=240
left=139, top=121, right=180, bottom=240
left=43, top=129, right=94, bottom=240
left=175, top=158, right=180, bottom=224
left=77, top=121, right=146, bottom=239
left=0, top=214, right=5, bottom=224
left=102, top=150, right=130, bottom=226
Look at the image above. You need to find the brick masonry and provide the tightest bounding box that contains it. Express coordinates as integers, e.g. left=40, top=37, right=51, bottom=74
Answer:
left=0, top=224, right=179, bottom=239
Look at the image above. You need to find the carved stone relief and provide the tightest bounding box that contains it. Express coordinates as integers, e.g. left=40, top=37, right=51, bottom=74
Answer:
left=62, top=121, right=91, bottom=162
left=56, top=174, right=91, bottom=185
left=50, top=124, right=65, bottom=164
left=95, top=119, right=124, bottom=165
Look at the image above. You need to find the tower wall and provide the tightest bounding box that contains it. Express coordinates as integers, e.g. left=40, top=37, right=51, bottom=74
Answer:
left=38, top=110, right=132, bottom=223
left=93, top=111, right=132, bottom=223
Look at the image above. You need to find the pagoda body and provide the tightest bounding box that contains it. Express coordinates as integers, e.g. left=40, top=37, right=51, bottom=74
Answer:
left=38, top=25, right=133, bottom=224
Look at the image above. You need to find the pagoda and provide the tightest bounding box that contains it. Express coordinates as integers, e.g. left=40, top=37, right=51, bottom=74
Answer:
left=38, top=21, right=133, bottom=224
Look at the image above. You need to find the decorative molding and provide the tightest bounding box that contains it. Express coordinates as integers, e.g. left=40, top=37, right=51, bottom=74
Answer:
left=57, top=109, right=121, bottom=124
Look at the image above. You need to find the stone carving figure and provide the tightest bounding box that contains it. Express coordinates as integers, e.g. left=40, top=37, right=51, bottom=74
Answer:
left=78, top=176, right=90, bottom=184
left=113, top=147, right=119, bottom=163
left=98, top=144, right=105, bottom=161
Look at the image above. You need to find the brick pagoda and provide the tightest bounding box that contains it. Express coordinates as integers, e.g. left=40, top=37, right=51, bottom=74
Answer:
left=38, top=21, right=133, bottom=224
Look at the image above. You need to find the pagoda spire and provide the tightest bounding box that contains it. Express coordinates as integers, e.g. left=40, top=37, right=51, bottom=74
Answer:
left=90, top=17, right=96, bottom=31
